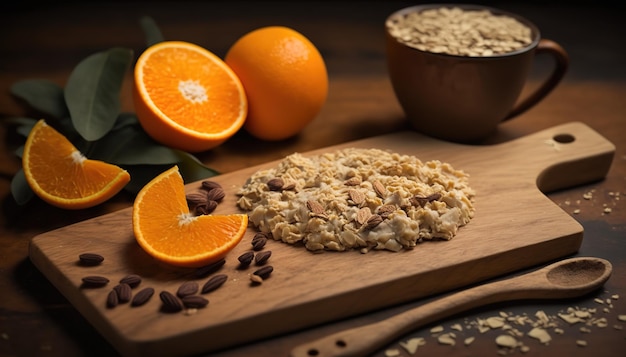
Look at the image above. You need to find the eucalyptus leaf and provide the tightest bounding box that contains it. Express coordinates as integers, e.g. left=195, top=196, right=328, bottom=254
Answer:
left=10, top=169, right=34, bottom=205
left=112, top=112, right=141, bottom=130
left=14, top=145, right=24, bottom=158
left=90, top=120, right=182, bottom=165
left=176, top=151, right=220, bottom=183
left=122, top=164, right=174, bottom=194
left=10, top=79, right=69, bottom=119
left=140, top=16, right=165, bottom=47
left=65, top=47, right=133, bottom=141
left=121, top=153, right=219, bottom=195
left=5, top=117, right=37, bottom=138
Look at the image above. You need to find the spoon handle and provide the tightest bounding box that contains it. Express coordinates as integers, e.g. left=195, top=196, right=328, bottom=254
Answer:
left=290, top=278, right=517, bottom=357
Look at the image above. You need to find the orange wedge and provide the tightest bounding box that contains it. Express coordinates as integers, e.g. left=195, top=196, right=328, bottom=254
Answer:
left=132, top=165, right=248, bottom=268
left=133, top=41, right=247, bottom=152
left=22, top=119, right=130, bottom=209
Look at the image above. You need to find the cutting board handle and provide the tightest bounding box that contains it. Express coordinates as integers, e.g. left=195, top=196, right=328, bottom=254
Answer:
left=484, top=121, right=615, bottom=193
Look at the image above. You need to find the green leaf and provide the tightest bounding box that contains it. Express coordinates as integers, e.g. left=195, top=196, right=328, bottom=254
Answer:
left=11, top=169, right=34, bottom=205
left=89, top=115, right=182, bottom=165
left=121, top=154, right=219, bottom=196
left=176, top=151, right=220, bottom=183
left=5, top=117, right=38, bottom=138
left=14, top=145, right=24, bottom=159
left=123, top=164, right=181, bottom=195
left=10, top=79, right=69, bottom=119
left=65, top=48, right=133, bottom=141
left=140, top=16, right=165, bottom=47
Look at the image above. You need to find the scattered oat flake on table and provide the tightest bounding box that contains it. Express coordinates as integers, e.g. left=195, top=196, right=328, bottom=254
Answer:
left=619, top=315, right=626, bottom=322
left=576, top=340, right=588, bottom=347
left=464, top=336, right=475, bottom=346
left=528, top=327, right=551, bottom=344
left=486, top=316, right=506, bottom=328
left=430, top=325, right=444, bottom=333
left=437, top=333, right=456, bottom=346
left=400, top=337, right=426, bottom=354
left=384, top=348, right=400, bottom=357
left=559, top=312, right=583, bottom=324
left=495, top=334, right=518, bottom=348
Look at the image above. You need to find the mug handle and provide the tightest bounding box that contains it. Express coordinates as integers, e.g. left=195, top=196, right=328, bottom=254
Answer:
left=503, top=39, right=569, bottom=121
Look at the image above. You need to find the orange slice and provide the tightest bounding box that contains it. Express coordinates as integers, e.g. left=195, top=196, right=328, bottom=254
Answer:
left=133, top=41, right=247, bottom=152
left=22, top=119, right=131, bottom=209
left=132, top=165, right=248, bottom=268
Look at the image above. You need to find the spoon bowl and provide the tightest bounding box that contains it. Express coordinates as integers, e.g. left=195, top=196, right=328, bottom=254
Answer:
left=290, top=257, right=612, bottom=357
left=546, top=257, right=611, bottom=290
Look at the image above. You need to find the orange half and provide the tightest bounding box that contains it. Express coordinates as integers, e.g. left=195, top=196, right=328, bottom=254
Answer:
left=132, top=165, right=248, bottom=268
left=22, top=119, right=130, bottom=209
left=133, top=41, right=248, bottom=152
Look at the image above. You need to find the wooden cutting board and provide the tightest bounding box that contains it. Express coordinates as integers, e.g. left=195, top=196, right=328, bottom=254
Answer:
left=29, top=122, right=614, bottom=357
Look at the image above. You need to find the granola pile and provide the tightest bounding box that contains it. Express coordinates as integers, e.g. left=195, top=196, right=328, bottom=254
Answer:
left=236, top=148, right=475, bottom=252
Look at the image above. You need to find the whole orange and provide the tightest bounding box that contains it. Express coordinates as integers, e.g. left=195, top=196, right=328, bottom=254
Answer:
left=225, top=26, right=328, bottom=141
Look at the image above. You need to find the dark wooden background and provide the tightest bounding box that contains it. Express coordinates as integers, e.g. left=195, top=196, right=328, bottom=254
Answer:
left=1, top=2, right=624, bottom=356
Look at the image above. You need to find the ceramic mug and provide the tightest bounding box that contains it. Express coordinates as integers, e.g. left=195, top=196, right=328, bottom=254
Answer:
left=385, top=4, right=569, bottom=143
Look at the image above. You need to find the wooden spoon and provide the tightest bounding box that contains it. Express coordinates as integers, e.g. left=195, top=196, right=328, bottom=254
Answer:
left=290, top=257, right=612, bottom=357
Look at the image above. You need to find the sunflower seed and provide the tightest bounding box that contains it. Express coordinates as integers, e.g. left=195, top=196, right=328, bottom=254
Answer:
left=306, top=200, right=325, bottom=215
left=377, top=204, right=397, bottom=218
left=106, top=289, right=119, bottom=308
left=131, top=287, right=155, bottom=306
left=182, top=295, right=209, bottom=309
left=201, top=180, right=222, bottom=191
left=254, top=250, right=272, bottom=265
left=201, top=274, right=228, bottom=294
left=364, top=214, right=383, bottom=230
left=281, top=180, right=296, bottom=190
left=177, top=281, right=199, bottom=298
left=238, top=251, right=255, bottom=266
left=344, top=177, right=362, bottom=186
left=249, top=274, right=264, bottom=284
left=186, top=192, right=208, bottom=206
left=119, top=274, right=142, bottom=288
left=195, top=200, right=218, bottom=215
left=348, top=189, right=366, bottom=206
left=194, top=258, right=226, bottom=278
left=114, top=283, right=132, bottom=303
left=253, top=265, right=273, bottom=279
left=205, top=187, right=225, bottom=202
left=267, top=178, right=284, bottom=191
left=78, top=253, right=104, bottom=266
left=356, top=207, right=372, bottom=226
left=411, top=193, right=442, bottom=207
left=373, top=180, right=387, bottom=198
left=81, top=276, right=109, bottom=287
left=159, top=291, right=183, bottom=312
left=251, top=236, right=267, bottom=251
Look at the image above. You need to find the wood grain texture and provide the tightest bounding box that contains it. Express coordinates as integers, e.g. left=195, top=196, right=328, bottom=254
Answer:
left=28, top=122, right=615, bottom=357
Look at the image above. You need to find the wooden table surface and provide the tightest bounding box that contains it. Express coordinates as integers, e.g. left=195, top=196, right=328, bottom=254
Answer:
left=1, top=2, right=624, bottom=356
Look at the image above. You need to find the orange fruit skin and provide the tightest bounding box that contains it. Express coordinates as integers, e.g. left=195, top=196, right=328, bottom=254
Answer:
left=133, top=41, right=247, bottom=152
left=132, top=166, right=248, bottom=268
left=22, top=119, right=131, bottom=209
left=225, top=26, right=328, bottom=141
